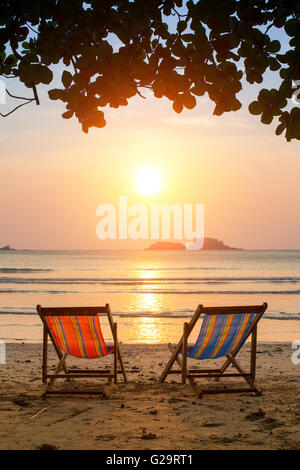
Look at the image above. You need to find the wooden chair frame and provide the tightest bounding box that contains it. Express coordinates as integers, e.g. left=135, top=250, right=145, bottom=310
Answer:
left=37, top=304, right=128, bottom=395
left=159, top=303, right=268, bottom=398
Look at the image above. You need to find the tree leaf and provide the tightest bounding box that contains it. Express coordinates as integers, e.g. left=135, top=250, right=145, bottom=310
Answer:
left=249, top=101, right=263, bottom=115
left=48, top=88, right=64, bottom=100
left=267, top=40, right=281, bottom=53
left=62, top=71, right=72, bottom=89
left=62, top=110, right=73, bottom=119
left=261, top=111, right=273, bottom=125
left=177, top=21, right=187, bottom=34
left=173, top=99, right=183, bottom=113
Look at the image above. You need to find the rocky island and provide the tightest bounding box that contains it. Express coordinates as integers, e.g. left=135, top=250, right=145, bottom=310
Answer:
left=146, top=237, right=242, bottom=251
left=146, top=241, right=186, bottom=250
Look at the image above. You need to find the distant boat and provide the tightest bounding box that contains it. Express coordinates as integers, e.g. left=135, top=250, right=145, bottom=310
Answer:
left=0, top=245, right=15, bottom=251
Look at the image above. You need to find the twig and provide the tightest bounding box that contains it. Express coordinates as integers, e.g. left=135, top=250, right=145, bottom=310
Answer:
left=28, top=407, right=48, bottom=421
left=31, top=83, right=40, bottom=105
left=6, top=89, right=35, bottom=101
left=136, top=88, right=146, bottom=99
left=0, top=99, right=34, bottom=117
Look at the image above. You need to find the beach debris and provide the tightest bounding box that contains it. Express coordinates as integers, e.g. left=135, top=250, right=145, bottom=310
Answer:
left=28, top=407, right=48, bottom=421
left=141, top=430, right=156, bottom=440
left=261, top=417, right=283, bottom=430
left=95, top=434, right=116, bottom=441
left=202, top=421, right=223, bottom=428
left=13, top=397, right=29, bottom=407
left=36, top=444, right=58, bottom=450
left=245, top=408, right=266, bottom=421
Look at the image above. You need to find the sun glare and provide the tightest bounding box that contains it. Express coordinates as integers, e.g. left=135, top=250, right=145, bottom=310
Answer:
left=136, top=168, right=161, bottom=195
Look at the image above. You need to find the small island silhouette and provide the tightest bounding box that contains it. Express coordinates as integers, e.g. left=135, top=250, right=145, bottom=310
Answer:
left=146, top=238, right=242, bottom=251
left=0, top=245, right=15, bottom=251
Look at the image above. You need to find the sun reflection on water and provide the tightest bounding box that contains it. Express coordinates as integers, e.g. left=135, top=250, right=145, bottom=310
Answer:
left=133, top=316, right=164, bottom=344
left=133, top=271, right=165, bottom=341
left=127, top=268, right=168, bottom=343
left=136, top=292, right=161, bottom=311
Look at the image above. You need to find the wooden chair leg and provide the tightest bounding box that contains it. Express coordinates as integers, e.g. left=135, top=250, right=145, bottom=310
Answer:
left=217, top=350, right=240, bottom=380
left=218, top=355, right=232, bottom=378
left=118, top=342, right=128, bottom=383
left=226, top=354, right=260, bottom=394
left=181, top=322, right=188, bottom=385
left=250, top=325, right=257, bottom=382
left=46, top=352, right=68, bottom=392
left=160, top=341, right=182, bottom=383
left=168, top=344, right=201, bottom=398
left=42, top=325, right=48, bottom=384
left=160, top=306, right=202, bottom=383
left=113, top=323, right=118, bottom=384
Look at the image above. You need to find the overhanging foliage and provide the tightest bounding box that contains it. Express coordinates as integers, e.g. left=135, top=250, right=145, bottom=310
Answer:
left=0, top=0, right=299, bottom=140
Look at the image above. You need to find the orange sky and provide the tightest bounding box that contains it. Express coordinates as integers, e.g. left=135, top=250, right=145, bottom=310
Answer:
left=0, top=83, right=299, bottom=250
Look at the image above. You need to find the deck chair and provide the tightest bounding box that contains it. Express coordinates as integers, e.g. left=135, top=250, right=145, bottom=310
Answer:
left=160, top=303, right=268, bottom=398
left=37, top=304, right=128, bottom=395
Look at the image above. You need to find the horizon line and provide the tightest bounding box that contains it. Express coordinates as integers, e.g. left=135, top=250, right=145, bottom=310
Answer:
left=2, top=248, right=300, bottom=252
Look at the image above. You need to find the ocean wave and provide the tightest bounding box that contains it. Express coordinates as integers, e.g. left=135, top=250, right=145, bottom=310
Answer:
left=1, top=276, right=300, bottom=285
left=0, top=268, right=53, bottom=273
left=126, top=289, right=300, bottom=295
left=127, top=267, right=236, bottom=271
left=0, top=309, right=299, bottom=321
left=1, top=287, right=300, bottom=296
left=0, top=289, right=78, bottom=294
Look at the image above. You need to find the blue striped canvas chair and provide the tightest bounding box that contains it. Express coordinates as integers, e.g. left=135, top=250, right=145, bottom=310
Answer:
left=160, top=303, right=268, bottom=398
left=37, top=304, right=128, bottom=395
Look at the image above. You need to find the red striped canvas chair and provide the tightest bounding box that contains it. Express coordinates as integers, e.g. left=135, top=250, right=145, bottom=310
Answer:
left=37, top=304, right=127, bottom=395
left=160, top=303, right=268, bottom=398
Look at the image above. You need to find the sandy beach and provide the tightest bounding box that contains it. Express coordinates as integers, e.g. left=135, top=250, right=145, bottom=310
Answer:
left=0, top=341, right=299, bottom=450
left=1, top=0, right=300, bottom=456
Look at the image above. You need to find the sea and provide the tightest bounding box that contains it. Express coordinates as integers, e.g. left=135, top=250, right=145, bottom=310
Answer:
left=0, top=249, right=300, bottom=344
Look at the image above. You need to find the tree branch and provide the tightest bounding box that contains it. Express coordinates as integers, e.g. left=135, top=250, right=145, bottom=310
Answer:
left=0, top=89, right=35, bottom=117
left=0, top=97, right=34, bottom=117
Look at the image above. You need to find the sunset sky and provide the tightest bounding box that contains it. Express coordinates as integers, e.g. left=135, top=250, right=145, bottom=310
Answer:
left=1, top=59, right=299, bottom=250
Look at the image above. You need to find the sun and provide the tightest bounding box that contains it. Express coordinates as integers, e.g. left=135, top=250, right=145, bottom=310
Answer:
left=136, top=168, right=162, bottom=195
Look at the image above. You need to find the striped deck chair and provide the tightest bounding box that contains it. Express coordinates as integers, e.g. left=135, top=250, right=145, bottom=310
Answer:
left=37, top=304, right=127, bottom=395
left=160, top=303, right=267, bottom=398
